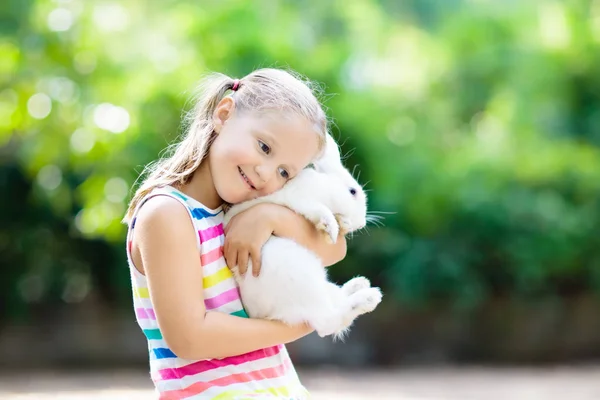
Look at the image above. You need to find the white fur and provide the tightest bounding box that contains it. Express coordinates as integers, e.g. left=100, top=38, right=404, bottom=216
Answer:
left=223, top=135, right=382, bottom=340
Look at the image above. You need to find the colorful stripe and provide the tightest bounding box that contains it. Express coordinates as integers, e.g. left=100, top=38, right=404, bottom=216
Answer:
left=160, top=364, right=288, bottom=400
left=128, top=186, right=305, bottom=398
left=191, top=207, right=221, bottom=220
left=136, top=307, right=156, bottom=320
left=157, top=346, right=280, bottom=380
left=171, top=191, right=220, bottom=219
left=199, top=224, right=224, bottom=243
left=170, top=191, right=189, bottom=202
left=134, top=287, right=149, bottom=299
left=153, top=348, right=177, bottom=359
left=144, top=328, right=162, bottom=340
left=211, top=386, right=292, bottom=400
left=204, top=287, right=240, bottom=310
left=230, top=309, right=249, bottom=318
left=203, top=264, right=232, bottom=288
left=201, top=246, right=224, bottom=267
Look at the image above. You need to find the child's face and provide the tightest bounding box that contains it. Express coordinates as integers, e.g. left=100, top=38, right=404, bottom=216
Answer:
left=209, top=108, right=320, bottom=204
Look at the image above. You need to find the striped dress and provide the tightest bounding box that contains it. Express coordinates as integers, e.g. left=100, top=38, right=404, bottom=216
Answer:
left=126, top=186, right=309, bottom=399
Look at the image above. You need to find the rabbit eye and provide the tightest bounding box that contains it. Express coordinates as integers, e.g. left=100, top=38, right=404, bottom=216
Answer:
left=350, top=188, right=357, bottom=196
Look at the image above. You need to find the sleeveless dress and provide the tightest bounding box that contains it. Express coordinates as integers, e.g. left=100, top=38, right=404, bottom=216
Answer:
left=126, top=185, right=310, bottom=399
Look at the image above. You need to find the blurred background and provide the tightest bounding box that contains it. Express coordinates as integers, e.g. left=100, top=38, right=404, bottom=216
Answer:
left=2, top=0, right=600, bottom=398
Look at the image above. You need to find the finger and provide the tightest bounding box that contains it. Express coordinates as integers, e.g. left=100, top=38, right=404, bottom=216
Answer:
left=251, top=248, right=261, bottom=277
left=225, top=246, right=237, bottom=271
left=238, top=252, right=249, bottom=276
left=224, top=215, right=237, bottom=235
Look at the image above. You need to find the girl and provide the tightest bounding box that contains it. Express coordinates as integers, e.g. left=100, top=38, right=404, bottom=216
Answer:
left=123, top=68, right=347, bottom=399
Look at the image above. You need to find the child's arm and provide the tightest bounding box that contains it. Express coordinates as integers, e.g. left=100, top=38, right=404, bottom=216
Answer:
left=134, top=196, right=314, bottom=360
left=224, top=203, right=347, bottom=276
left=270, top=204, right=347, bottom=265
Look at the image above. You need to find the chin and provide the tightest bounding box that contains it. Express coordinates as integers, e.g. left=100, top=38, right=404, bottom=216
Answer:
left=218, top=188, right=250, bottom=205
left=219, top=192, right=242, bottom=205
left=214, top=177, right=244, bottom=205
left=216, top=168, right=259, bottom=204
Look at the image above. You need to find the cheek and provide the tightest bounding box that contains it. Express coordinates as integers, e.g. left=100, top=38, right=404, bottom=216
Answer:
left=227, top=146, right=254, bottom=165
left=212, top=136, right=249, bottom=165
left=209, top=140, right=228, bottom=168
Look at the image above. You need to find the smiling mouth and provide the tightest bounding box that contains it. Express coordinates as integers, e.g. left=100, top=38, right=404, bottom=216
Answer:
left=238, top=167, right=256, bottom=190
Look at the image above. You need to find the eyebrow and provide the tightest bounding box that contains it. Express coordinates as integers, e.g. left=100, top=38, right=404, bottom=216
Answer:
left=257, top=129, right=279, bottom=147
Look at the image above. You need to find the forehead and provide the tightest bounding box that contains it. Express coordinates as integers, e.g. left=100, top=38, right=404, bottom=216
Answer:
left=250, top=113, right=321, bottom=167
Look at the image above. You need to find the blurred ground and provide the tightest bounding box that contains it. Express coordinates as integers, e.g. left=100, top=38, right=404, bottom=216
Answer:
left=0, top=366, right=599, bottom=400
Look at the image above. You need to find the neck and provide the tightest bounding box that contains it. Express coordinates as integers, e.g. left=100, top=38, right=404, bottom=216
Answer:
left=177, top=158, right=222, bottom=210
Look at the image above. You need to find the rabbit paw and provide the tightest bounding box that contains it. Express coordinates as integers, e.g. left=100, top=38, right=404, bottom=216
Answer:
left=342, top=277, right=371, bottom=295
left=335, top=214, right=352, bottom=235
left=316, top=327, right=335, bottom=338
left=351, top=287, right=383, bottom=315
left=314, top=320, right=344, bottom=338
left=316, top=214, right=339, bottom=244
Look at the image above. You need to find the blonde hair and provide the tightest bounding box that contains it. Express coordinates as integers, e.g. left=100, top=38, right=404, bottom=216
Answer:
left=123, top=68, right=329, bottom=223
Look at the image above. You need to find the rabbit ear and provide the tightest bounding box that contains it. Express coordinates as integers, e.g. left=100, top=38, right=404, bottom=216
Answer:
left=314, top=134, right=342, bottom=172
left=324, top=133, right=342, bottom=161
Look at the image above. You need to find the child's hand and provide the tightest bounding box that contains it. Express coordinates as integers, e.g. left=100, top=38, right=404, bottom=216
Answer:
left=224, top=204, right=277, bottom=277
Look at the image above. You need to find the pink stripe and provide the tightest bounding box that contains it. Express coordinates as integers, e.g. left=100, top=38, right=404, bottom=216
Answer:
left=135, top=307, right=156, bottom=320
left=198, top=224, right=223, bottom=243
left=200, top=246, right=223, bottom=266
left=157, top=345, right=281, bottom=380
left=160, top=363, right=288, bottom=399
left=204, top=287, right=240, bottom=310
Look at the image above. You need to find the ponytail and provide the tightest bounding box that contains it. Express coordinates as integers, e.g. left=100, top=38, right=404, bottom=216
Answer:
left=123, top=73, right=237, bottom=223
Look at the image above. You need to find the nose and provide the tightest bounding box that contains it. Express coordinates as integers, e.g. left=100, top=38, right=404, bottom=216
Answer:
left=254, top=164, right=274, bottom=185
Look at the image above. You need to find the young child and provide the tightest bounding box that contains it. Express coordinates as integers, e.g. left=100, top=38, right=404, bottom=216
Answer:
left=123, top=68, right=347, bottom=399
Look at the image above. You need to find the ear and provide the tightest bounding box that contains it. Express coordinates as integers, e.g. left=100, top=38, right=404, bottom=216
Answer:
left=324, top=133, right=342, bottom=161
left=213, top=97, right=235, bottom=133
left=314, top=134, right=342, bottom=172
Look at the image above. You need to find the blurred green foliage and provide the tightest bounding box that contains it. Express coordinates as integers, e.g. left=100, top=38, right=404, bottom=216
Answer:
left=2, top=0, right=600, bottom=320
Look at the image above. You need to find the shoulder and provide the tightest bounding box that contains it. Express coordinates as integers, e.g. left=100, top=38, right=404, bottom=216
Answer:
left=134, top=194, right=196, bottom=244
left=136, top=194, right=190, bottom=224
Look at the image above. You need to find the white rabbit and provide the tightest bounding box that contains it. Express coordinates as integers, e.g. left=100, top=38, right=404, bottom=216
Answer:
left=223, top=135, right=382, bottom=340
left=311, top=133, right=366, bottom=236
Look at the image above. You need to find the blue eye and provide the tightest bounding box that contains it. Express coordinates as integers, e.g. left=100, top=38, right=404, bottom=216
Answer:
left=258, top=140, right=270, bottom=154
left=279, top=168, right=289, bottom=179
left=350, top=188, right=357, bottom=196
